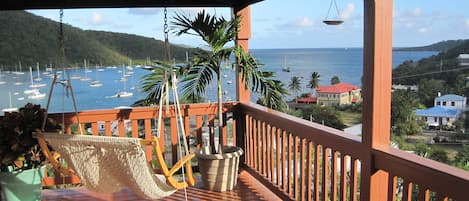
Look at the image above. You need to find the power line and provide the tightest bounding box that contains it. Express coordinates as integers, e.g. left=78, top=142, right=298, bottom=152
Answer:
left=392, top=66, right=469, bottom=80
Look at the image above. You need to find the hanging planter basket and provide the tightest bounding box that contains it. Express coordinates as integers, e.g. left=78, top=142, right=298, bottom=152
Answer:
left=323, top=20, right=344, bottom=25
left=323, top=0, right=344, bottom=26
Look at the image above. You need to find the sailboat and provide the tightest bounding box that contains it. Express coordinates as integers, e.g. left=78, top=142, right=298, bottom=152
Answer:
left=2, top=92, right=18, bottom=113
left=282, top=56, right=291, bottom=72
left=28, top=91, right=46, bottom=99
left=34, top=62, right=42, bottom=81
left=13, top=61, right=25, bottom=75
left=89, top=65, right=103, bottom=88
left=80, top=59, right=91, bottom=81
left=110, top=66, right=133, bottom=98
left=28, top=67, right=46, bottom=88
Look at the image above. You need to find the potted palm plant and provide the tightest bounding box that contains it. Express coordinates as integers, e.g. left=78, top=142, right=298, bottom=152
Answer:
left=171, top=11, right=288, bottom=191
left=0, top=103, right=60, bottom=201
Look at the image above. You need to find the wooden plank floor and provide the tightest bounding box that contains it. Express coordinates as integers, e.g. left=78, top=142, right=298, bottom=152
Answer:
left=42, top=170, right=281, bottom=201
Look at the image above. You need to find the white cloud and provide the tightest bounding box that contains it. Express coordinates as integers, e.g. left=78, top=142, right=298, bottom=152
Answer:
left=418, top=27, right=428, bottom=33
left=466, top=18, right=469, bottom=27
left=128, top=8, right=161, bottom=15
left=295, top=17, right=314, bottom=27
left=412, top=7, right=422, bottom=17
left=340, top=3, right=355, bottom=19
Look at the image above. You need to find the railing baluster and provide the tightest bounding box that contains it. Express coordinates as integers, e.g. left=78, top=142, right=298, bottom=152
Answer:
left=255, top=119, right=260, bottom=171
left=262, top=121, right=267, bottom=176
left=388, top=174, right=397, bottom=201
left=276, top=127, right=282, bottom=187
left=91, top=122, right=98, bottom=136
left=350, top=158, right=358, bottom=201
left=322, top=147, right=330, bottom=201
left=288, top=133, right=293, bottom=197
left=170, top=117, right=178, bottom=165
left=144, top=119, right=152, bottom=162
left=131, top=120, right=138, bottom=138
left=332, top=151, right=338, bottom=201
left=282, top=130, right=287, bottom=192
left=222, top=113, right=227, bottom=145
left=314, top=144, right=321, bottom=201
left=300, top=138, right=306, bottom=201
left=266, top=124, right=272, bottom=181
left=340, top=155, right=348, bottom=201
left=246, top=115, right=251, bottom=166
left=402, top=180, right=412, bottom=201
left=306, top=140, right=313, bottom=201
left=118, top=120, right=125, bottom=137
left=294, top=136, right=299, bottom=199
left=232, top=114, right=236, bottom=146
left=195, top=115, right=202, bottom=148
left=418, top=186, right=430, bottom=201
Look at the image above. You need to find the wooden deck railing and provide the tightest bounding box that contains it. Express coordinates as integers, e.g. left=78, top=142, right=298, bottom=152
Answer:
left=42, top=102, right=469, bottom=200
left=44, top=102, right=237, bottom=186
left=237, top=102, right=469, bottom=201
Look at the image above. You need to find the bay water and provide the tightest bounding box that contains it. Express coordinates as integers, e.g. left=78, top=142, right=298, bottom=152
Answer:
left=0, top=48, right=436, bottom=114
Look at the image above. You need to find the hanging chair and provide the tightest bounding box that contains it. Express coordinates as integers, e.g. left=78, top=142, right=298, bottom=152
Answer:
left=36, top=130, right=196, bottom=199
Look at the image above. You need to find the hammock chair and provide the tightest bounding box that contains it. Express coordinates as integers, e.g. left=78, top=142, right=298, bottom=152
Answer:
left=36, top=8, right=196, bottom=200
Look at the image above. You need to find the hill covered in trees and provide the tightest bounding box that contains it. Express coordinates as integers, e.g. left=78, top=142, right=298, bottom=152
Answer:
left=0, top=11, right=201, bottom=69
left=393, top=39, right=469, bottom=105
left=396, top=39, right=469, bottom=52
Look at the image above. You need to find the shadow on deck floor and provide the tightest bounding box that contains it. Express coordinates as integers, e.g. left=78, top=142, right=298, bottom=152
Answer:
left=42, top=170, right=281, bottom=201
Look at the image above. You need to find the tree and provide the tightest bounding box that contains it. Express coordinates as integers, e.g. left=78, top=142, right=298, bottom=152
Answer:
left=301, top=105, right=346, bottom=130
left=171, top=11, right=286, bottom=153
left=308, top=72, right=320, bottom=91
left=454, top=144, right=469, bottom=170
left=417, top=79, right=446, bottom=107
left=257, top=79, right=289, bottom=112
left=391, top=89, right=423, bottom=135
left=331, top=75, right=340, bottom=85
left=288, top=76, right=302, bottom=103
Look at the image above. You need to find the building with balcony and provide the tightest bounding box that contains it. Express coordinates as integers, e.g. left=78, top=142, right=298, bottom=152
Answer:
left=316, top=83, right=362, bottom=106
left=458, top=54, right=469, bottom=66
left=1, top=1, right=468, bottom=201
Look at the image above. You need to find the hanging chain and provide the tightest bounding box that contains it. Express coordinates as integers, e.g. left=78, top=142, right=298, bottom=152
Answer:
left=59, top=9, right=65, bottom=67
left=163, top=7, right=171, bottom=61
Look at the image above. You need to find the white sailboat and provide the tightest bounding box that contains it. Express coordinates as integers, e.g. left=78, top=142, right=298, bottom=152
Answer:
left=28, top=91, right=46, bottom=99
left=111, top=66, right=133, bottom=98
left=89, top=65, right=103, bottom=88
left=34, top=62, right=42, bottom=81
left=80, top=59, right=91, bottom=81
left=2, top=92, right=18, bottom=113
left=13, top=61, right=25, bottom=75
left=28, top=67, right=46, bottom=88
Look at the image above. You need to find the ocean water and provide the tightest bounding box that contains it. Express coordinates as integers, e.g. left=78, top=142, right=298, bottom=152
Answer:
left=0, top=48, right=436, bottom=114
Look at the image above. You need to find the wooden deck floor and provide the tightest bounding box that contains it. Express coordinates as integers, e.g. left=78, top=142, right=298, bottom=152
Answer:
left=41, top=170, right=281, bottom=201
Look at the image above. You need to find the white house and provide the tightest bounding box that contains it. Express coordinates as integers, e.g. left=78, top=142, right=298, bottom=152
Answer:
left=458, top=54, right=469, bottom=66
left=416, top=94, right=467, bottom=128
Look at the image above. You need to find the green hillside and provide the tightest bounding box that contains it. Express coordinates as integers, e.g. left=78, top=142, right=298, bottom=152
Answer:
left=396, top=39, right=469, bottom=52
left=0, top=11, right=198, bottom=70
left=393, top=40, right=469, bottom=97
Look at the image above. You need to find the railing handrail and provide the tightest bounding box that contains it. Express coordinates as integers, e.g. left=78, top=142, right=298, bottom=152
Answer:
left=373, top=146, right=469, bottom=200
left=239, top=102, right=364, bottom=157
left=47, top=102, right=237, bottom=123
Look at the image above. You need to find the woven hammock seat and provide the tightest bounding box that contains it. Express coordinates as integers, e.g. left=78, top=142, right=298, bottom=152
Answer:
left=36, top=130, right=196, bottom=199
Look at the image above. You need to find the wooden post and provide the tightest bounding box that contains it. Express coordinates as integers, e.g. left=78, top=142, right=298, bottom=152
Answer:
left=234, top=6, right=251, bottom=102
left=361, top=0, right=393, bottom=200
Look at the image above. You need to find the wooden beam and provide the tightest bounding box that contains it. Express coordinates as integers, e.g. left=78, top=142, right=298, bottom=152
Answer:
left=360, top=0, right=393, bottom=200
left=234, top=6, right=251, bottom=102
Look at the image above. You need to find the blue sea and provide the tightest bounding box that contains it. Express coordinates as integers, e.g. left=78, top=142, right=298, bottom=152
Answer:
left=0, top=48, right=436, bottom=114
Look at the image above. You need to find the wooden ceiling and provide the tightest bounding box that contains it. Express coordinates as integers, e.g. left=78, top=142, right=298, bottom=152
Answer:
left=2, top=0, right=263, bottom=10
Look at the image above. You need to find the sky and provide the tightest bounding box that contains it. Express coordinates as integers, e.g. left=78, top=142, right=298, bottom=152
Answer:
left=28, top=0, right=469, bottom=49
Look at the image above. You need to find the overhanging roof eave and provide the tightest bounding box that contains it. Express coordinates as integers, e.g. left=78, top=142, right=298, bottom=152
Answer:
left=1, top=0, right=264, bottom=11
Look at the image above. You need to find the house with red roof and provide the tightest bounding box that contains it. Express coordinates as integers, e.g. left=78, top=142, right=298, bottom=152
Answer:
left=316, top=83, right=362, bottom=106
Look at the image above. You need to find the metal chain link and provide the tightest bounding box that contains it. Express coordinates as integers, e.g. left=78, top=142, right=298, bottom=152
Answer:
left=163, top=7, right=171, bottom=61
